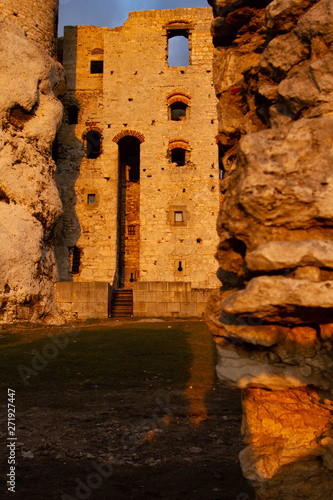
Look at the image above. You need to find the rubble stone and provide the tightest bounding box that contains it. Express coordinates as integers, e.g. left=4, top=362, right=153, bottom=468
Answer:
left=208, top=0, right=333, bottom=496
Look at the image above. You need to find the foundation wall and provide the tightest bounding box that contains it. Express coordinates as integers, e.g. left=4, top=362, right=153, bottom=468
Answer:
left=55, top=282, right=110, bottom=320
left=133, top=281, right=214, bottom=318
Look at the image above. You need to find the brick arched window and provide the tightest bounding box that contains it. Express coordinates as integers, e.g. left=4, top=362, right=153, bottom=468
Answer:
left=168, top=139, right=190, bottom=166
left=112, top=129, right=145, bottom=144
left=167, top=91, right=191, bottom=121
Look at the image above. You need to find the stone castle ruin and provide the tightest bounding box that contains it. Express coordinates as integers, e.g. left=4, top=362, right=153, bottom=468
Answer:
left=1, top=0, right=333, bottom=498
left=54, top=7, right=221, bottom=319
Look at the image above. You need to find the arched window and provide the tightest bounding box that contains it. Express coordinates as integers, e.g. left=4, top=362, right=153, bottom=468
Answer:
left=167, top=91, right=191, bottom=121
left=166, top=23, right=191, bottom=66
left=168, top=139, right=190, bottom=166
left=84, top=130, right=102, bottom=159
left=170, top=101, right=187, bottom=121
left=171, top=148, right=186, bottom=166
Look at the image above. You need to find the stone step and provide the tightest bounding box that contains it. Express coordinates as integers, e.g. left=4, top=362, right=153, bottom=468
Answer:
left=111, top=289, right=133, bottom=317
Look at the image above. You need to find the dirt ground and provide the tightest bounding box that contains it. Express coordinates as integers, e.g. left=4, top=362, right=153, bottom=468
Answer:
left=0, top=319, right=255, bottom=500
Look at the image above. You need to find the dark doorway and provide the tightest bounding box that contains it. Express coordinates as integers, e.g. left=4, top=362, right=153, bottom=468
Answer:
left=119, top=136, right=140, bottom=182
left=117, top=136, right=141, bottom=288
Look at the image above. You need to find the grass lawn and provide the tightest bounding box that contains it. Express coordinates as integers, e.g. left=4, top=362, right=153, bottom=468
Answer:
left=0, top=319, right=254, bottom=500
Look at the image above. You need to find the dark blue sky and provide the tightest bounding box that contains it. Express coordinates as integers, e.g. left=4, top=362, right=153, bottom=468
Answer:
left=58, top=0, right=209, bottom=35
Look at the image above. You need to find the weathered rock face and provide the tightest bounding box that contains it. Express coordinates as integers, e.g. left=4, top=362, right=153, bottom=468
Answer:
left=0, top=3, right=65, bottom=323
left=207, top=0, right=333, bottom=497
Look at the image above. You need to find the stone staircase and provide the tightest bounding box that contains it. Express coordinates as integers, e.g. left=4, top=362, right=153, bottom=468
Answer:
left=110, top=289, right=133, bottom=317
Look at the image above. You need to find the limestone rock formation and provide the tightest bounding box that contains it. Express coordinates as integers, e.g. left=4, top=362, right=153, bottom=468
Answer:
left=207, top=0, right=333, bottom=497
left=0, top=3, right=65, bottom=323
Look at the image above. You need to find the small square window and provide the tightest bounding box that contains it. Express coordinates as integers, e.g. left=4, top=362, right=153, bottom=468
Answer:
left=174, top=211, right=183, bottom=223
left=128, top=225, right=136, bottom=235
left=87, top=194, right=95, bottom=204
left=90, top=60, right=103, bottom=74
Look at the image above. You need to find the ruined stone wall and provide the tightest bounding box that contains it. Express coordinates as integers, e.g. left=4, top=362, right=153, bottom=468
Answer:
left=56, top=8, right=220, bottom=290
left=207, top=0, right=333, bottom=497
left=0, top=0, right=65, bottom=323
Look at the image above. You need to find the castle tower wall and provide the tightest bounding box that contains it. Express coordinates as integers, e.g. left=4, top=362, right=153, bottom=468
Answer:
left=56, top=8, right=220, bottom=296
left=1, top=0, right=59, bottom=56
left=0, top=0, right=65, bottom=323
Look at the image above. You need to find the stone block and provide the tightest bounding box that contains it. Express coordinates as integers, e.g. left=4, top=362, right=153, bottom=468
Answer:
left=168, top=282, right=191, bottom=292
left=196, top=303, right=207, bottom=317
left=174, top=291, right=192, bottom=303
left=94, top=281, right=109, bottom=292
left=93, top=302, right=108, bottom=318
left=133, top=302, right=149, bottom=315
left=55, top=282, right=73, bottom=303
left=167, top=302, right=181, bottom=313
left=133, top=282, right=149, bottom=291
left=57, top=302, right=72, bottom=313
left=147, top=282, right=168, bottom=292
left=147, top=302, right=167, bottom=316
left=180, top=302, right=197, bottom=316
left=71, top=302, right=83, bottom=314
left=94, top=290, right=109, bottom=303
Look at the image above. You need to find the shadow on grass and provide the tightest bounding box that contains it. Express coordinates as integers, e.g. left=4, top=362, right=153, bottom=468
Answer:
left=0, top=320, right=254, bottom=499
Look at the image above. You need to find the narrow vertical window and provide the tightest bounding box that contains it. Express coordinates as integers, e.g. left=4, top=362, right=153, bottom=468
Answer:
left=71, top=246, right=81, bottom=274
left=167, top=29, right=190, bottom=67
left=68, top=106, right=79, bottom=124
left=174, top=211, right=183, bottom=223
left=87, top=194, right=95, bottom=204
left=85, top=130, right=102, bottom=159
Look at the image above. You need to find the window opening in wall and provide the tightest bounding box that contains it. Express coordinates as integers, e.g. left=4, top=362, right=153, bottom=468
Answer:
left=119, top=136, right=141, bottom=182
left=90, top=60, right=103, bottom=74
left=178, top=261, right=183, bottom=272
left=172, top=148, right=186, bottom=166
left=170, top=101, right=187, bottom=121
left=116, top=134, right=142, bottom=289
left=71, top=246, right=81, bottom=274
left=174, top=211, right=183, bottom=223
left=86, top=130, right=101, bottom=159
left=87, top=194, right=95, bottom=204
left=167, top=30, right=189, bottom=67
left=68, top=106, right=79, bottom=124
